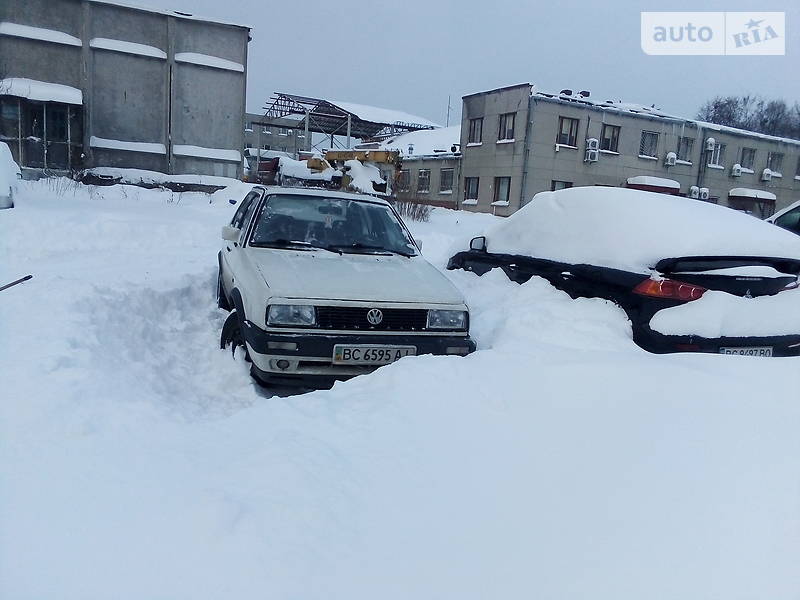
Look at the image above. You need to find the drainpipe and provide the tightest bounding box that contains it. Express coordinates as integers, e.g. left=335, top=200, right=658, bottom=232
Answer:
left=518, top=91, right=535, bottom=209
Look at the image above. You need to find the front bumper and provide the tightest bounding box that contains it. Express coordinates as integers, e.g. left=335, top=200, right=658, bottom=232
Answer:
left=242, top=320, right=476, bottom=384
left=634, top=328, right=800, bottom=357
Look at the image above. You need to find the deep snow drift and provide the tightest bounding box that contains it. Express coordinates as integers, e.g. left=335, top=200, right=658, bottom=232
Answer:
left=1, top=179, right=799, bottom=600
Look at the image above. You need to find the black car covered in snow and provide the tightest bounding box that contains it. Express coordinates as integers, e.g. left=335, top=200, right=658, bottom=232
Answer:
left=448, top=187, right=800, bottom=356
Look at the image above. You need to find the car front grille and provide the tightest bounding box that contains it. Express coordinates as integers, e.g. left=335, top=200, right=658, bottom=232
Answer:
left=316, top=306, right=428, bottom=331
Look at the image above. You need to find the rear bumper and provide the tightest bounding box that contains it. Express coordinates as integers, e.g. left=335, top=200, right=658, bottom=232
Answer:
left=634, top=328, right=800, bottom=357
left=242, top=320, right=476, bottom=384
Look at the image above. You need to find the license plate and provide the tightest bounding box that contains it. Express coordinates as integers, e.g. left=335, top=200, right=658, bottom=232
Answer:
left=332, top=345, right=416, bottom=365
left=719, top=346, right=773, bottom=357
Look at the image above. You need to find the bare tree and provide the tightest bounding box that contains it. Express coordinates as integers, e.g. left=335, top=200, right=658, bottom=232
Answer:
left=697, top=95, right=800, bottom=140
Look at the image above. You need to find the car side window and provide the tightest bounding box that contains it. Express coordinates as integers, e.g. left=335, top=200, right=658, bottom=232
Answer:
left=238, top=194, right=262, bottom=244
left=230, top=191, right=259, bottom=228
left=775, top=208, right=800, bottom=234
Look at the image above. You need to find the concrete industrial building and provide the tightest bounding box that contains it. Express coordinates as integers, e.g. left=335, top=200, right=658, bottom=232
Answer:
left=0, top=0, right=249, bottom=177
left=458, top=83, right=800, bottom=216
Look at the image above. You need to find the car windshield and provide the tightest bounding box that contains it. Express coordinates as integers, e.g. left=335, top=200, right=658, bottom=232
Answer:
left=249, top=194, right=418, bottom=257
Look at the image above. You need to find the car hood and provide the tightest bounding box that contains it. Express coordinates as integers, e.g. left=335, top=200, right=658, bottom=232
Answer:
left=248, top=249, right=466, bottom=305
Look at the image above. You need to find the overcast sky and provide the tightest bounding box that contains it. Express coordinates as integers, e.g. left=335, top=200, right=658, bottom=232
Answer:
left=154, top=0, right=797, bottom=125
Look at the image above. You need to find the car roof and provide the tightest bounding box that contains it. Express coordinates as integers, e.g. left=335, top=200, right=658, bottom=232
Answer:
left=255, top=185, right=391, bottom=206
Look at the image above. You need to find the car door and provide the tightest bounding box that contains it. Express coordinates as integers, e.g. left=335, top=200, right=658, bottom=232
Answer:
left=221, top=189, right=263, bottom=296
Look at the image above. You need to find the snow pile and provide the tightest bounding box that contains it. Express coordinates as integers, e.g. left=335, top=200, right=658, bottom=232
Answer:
left=173, top=145, right=241, bottom=162
left=650, top=288, right=800, bottom=337
left=90, top=136, right=166, bottom=154
left=482, top=186, right=800, bottom=272
left=278, top=156, right=338, bottom=181
left=174, top=52, right=244, bottom=72
left=90, top=37, right=167, bottom=59
left=0, top=21, right=81, bottom=46
left=0, top=78, right=83, bottom=105
left=344, top=159, right=384, bottom=194
left=379, top=125, right=460, bottom=157
left=2, top=181, right=800, bottom=599
left=86, top=167, right=239, bottom=188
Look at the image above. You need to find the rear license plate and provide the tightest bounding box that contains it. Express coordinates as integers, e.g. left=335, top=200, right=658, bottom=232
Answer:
left=719, top=346, right=773, bottom=357
left=332, top=345, right=416, bottom=365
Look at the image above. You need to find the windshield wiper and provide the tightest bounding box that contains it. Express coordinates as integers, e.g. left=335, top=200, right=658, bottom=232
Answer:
left=255, top=239, right=342, bottom=255
left=329, top=243, right=415, bottom=258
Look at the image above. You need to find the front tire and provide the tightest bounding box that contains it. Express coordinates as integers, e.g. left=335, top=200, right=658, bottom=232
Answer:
left=220, top=310, right=249, bottom=361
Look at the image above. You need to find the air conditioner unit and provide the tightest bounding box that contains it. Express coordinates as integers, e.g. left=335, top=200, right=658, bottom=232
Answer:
left=664, top=151, right=677, bottom=167
left=762, top=168, right=772, bottom=181
left=689, top=185, right=700, bottom=199
left=584, top=149, right=599, bottom=163
left=731, top=163, right=742, bottom=177
left=586, top=137, right=599, bottom=151
left=699, top=187, right=710, bottom=200
left=705, top=137, right=716, bottom=152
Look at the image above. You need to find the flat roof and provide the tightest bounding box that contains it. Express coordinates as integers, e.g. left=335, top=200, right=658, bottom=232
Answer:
left=88, top=0, right=251, bottom=29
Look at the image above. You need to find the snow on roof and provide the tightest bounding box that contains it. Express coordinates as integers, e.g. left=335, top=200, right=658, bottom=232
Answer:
left=329, top=100, right=440, bottom=128
left=86, top=166, right=238, bottom=187
left=0, top=22, right=82, bottom=46
left=245, top=148, right=292, bottom=160
left=1, top=78, right=83, bottom=105
left=534, top=89, right=800, bottom=147
left=86, top=0, right=251, bottom=29
left=173, top=145, right=241, bottom=162
left=278, top=157, right=337, bottom=182
left=483, top=186, right=800, bottom=272
left=379, top=125, right=460, bottom=157
left=728, top=188, right=777, bottom=201
left=174, top=53, right=244, bottom=73
left=343, top=159, right=384, bottom=195
left=90, top=37, right=166, bottom=59
left=626, top=176, right=681, bottom=189
left=90, top=136, right=166, bottom=154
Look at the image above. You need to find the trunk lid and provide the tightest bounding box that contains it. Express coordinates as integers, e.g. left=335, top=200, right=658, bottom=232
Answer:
left=655, top=256, right=800, bottom=297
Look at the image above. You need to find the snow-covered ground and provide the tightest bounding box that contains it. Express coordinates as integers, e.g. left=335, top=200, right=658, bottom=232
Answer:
left=2, top=179, right=799, bottom=599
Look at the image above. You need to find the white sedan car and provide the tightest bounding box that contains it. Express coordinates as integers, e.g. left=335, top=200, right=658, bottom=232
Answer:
left=217, top=186, right=475, bottom=387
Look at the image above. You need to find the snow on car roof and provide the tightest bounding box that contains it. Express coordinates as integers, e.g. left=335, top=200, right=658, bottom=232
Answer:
left=482, top=186, right=800, bottom=273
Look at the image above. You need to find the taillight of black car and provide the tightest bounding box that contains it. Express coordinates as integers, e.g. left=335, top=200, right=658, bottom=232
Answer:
left=633, top=278, right=707, bottom=301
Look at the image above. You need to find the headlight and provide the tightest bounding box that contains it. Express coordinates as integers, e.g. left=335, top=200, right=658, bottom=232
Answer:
left=267, top=304, right=317, bottom=327
left=427, top=309, right=468, bottom=330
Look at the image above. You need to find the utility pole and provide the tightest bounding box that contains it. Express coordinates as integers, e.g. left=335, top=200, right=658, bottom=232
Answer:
left=446, top=95, right=451, bottom=127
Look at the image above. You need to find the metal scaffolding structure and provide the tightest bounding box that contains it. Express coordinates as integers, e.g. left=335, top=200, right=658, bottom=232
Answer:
left=262, top=92, right=436, bottom=151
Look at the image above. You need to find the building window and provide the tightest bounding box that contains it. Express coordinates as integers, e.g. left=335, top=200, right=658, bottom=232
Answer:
left=464, top=177, right=479, bottom=200
left=493, top=177, right=511, bottom=204
left=551, top=180, right=573, bottom=191
left=245, top=142, right=252, bottom=148
left=398, top=169, right=410, bottom=192
left=600, top=124, right=620, bottom=152
left=708, top=142, right=726, bottom=167
left=297, top=131, right=305, bottom=138
left=245, top=122, right=253, bottom=131
left=556, top=117, right=579, bottom=146
left=417, top=169, right=430, bottom=193
left=262, top=144, right=270, bottom=150
left=439, top=168, right=454, bottom=192
left=739, top=147, right=756, bottom=170
left=498, top=113, right=515, bottom=141
left=639, top=131, right=659, bottom=157
left=468, top=118, right=483, bottom=144
left=262, top=125, right=270, bottom=134
left=278, top=127, right=289, bottom=136
left=767, top=152, right=784, bottom=174
left=676, top=136, right=694, bottom=162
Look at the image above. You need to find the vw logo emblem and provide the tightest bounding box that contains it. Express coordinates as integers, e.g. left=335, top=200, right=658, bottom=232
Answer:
left=366, top=308, right=384, bottom=325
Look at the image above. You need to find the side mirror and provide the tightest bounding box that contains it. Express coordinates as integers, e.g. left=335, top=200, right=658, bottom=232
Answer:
left=469, top=236, right=486, bottom=252
left=221, top=225, right=240, bottom=242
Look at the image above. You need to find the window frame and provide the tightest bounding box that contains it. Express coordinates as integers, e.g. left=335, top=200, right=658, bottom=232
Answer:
left=676, top=136, right=694, bottom=162
left=464, top=177, right=480, bottom=200
left=397, top=169, right=411, bottom=192
left=498, top=112, right=515, bottom=141
left=639, top=130, right=659, bottom=158
left=767, top=152, right=784, bottom=174
left=556, top=116, right=580, bottom=147
left=417, top=169, right=431, bottom=194
left=493, top=177, right=511, bottom=204
left=708, top=142, right=727, bottom=167
left=599, top=124, right=620, bottom=153
left=550, top=180, right=573, bottom=191
left=739, top=147, right=756, bottom=170
left=468, top=118, right=483, bottom=144
left=439, top=168, right=454, bottom=192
